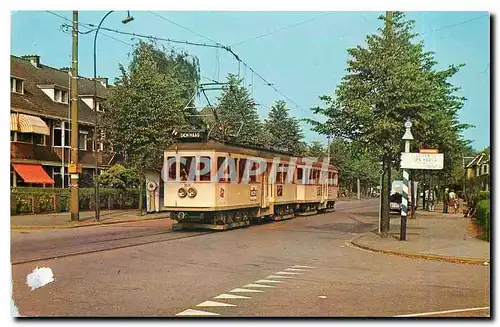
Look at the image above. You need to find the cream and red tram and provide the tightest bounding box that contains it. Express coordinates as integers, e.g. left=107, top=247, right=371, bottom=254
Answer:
left=155, top=130, right=338, bottom=230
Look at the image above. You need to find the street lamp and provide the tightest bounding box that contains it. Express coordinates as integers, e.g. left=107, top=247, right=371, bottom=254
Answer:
left=93, top=11, right=134, bottom=221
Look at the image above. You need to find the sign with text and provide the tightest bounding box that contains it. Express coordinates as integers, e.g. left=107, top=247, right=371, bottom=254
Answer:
left=401, top=153, right=444, bottom=170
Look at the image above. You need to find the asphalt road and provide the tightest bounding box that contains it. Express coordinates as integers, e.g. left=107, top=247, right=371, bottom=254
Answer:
left=11, top=199, right=490, bottom=317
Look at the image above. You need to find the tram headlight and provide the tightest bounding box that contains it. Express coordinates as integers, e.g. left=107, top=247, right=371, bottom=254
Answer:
left=178, top=188, right=187, bottom=198
left=187, top=187, right=197, bottom=198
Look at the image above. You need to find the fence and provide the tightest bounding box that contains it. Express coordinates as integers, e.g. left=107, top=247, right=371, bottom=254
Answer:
left=11, top=187, right=145, bottom=215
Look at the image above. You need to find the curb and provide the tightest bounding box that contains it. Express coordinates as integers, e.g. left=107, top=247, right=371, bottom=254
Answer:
left=11, top=215, right=171, bottom=231
left=347, top=233, right=489, bottom=266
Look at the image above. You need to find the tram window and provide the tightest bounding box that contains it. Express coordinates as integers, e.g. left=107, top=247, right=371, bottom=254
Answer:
left=180, top=156, right=195, bottom=181
left=199, top=156, right=211, bottom=181
left=249, top=161, right=258, bottom=182
left=238, top=158, right=247, bottom=182
left=276, top=164, right=288, bottom=184
left=328, top=172, right=333, bottom=185
left=167, top=157, right=176, bottom=180
left=297, top=168, right=303, bottom=183
left=217, top=157, right=227, bottom=182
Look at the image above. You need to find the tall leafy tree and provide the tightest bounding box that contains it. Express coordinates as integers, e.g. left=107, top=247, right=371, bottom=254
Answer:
left=307, top=12, right=470, bottom=234
left=263, top=100, right=306, bottom=154
left=306, top=141, right=326, bottom=158
left=214, top=73, right=264, bottom=144
left=103, top=41, right=200, bottom=214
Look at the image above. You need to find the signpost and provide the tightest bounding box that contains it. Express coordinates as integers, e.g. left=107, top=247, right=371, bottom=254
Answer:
left=399, top=120, right=444, bottom=241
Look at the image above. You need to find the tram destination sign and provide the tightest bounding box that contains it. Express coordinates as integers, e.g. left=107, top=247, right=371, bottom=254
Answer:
left=400, top=152, right=444, bottom=170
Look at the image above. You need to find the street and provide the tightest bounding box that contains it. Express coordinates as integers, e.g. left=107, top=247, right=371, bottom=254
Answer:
left=11, top=199, right=490, bottom=317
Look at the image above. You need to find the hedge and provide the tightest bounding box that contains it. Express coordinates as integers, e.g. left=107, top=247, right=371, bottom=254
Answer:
left=11, top=187, right=145, bottom=215
left=476, top=199, right=490, bottom=242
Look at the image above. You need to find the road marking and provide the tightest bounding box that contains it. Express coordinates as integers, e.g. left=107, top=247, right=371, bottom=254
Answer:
left=230, top=288, right=264, bottom=293
left=243, top=283, right=275, bottom=288
left=285, top=268, right=307, bottom=272
left=291, top=265, right=316, bottom=269
left=267, top=275, right=294, bottom=279
left=255, top=279, right=283, bottom=283
left=276, top=271, right=301, bottom=275
left=214, top=293, right=250, bottom=299
left=394, top=307, right=490, bottom=317
left=197, top=301, right=236, bottom=307
left=176, top=309, right=220, bottom=316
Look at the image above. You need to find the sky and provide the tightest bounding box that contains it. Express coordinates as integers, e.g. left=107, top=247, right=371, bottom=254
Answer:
left=10, top=11, right=490, bottom=150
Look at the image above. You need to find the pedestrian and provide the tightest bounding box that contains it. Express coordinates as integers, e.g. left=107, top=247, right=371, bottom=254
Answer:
left=449, top=189, right=457, bottom=214
left=429, top=189, right=435, bottom=212
left=443, top=188, right=449, bottom=213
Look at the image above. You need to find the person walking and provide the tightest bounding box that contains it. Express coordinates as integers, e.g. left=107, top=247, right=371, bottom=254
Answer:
left=449, top=189, right=457, bottom=214
left=443, top=188, right=449, bottom=213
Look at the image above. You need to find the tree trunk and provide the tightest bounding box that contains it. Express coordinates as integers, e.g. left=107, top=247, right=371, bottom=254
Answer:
left=380, top=158, right=390, bottom=237
left=137, top=172, right=143, bottom=216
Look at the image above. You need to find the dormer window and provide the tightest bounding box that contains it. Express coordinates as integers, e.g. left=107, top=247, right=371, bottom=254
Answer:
left=54, top=88, right=69, bottom=103
left=11, top=77, right=24, bottom=94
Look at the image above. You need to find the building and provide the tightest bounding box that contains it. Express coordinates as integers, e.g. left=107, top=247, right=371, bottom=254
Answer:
left=10, top=54, right=117, bottom=188
left=465, top=152, right=490, bottom=191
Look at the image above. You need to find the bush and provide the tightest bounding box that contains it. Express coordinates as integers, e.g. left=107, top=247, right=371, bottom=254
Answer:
left=476, top=199, right=490, bottom=241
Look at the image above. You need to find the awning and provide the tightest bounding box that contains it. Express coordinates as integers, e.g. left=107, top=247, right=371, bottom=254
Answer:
left=12, top=163, right=55, bottom=184
left=10, top=113, right=50, bottom=135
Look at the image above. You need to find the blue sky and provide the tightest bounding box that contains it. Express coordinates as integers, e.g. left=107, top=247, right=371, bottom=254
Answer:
left=10, top=11, right=490, bottom=150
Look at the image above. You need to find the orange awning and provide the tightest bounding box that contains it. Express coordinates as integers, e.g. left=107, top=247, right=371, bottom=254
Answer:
left=12, top=163, right=55, bottom=184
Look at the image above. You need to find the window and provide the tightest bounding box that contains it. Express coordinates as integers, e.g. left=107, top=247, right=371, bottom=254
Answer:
left=53, top=122, right=70, bottom=147
left=167, top=157, right=177, bottom=180
left=217, top=157, right=233, bottom=182
left=53, top=167, right=69, bottom=188
left=249, top=161, right=258, bottom=182
left=297, top=168, right=303, bottom=183
left=54, top=89, right=69, bottom=103
left=11, top=77, right=24, bottom=94
left=199, top=156, right=211, bottom=181
left=238, top=158, right=247, bottom=182
left=482, top=164, right=489, bottom=175
left=17, top=133, right=32, bottom=143
left=276, top=164, right=288, bottom=184
left=11, top=131, right=16, bottom=141
left=180, top=156, right=195, bottom=181
left=79, top=132, right=87, bottom=150
left=33, top=134, right=46, bottom=145
left=96, top=101, right=104, bottom=112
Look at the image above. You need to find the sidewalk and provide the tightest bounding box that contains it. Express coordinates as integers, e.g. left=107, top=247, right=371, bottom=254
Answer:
left=348, top=206, right=490, bottom=265
left=11, top=210, right=171, bottom=230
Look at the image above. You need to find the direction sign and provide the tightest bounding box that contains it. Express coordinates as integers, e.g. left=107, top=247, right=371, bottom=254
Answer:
left=400, top=153, right=444, bottom=170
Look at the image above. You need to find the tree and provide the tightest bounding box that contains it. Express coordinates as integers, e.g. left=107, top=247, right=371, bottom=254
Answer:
left=103, top=41, right=200, bottom=214
left=98, top=164, right=139, bottom=189
left=263, top=100, right=306, bottom=155
left=307, top=12, right=470, bottom=235
left=306, top=141, right=326, bottom=158
left=213, top=73, right=264, bottom=144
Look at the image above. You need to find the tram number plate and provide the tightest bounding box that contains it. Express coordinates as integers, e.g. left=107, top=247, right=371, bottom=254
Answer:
left=250, top=186, right=258, bottom=201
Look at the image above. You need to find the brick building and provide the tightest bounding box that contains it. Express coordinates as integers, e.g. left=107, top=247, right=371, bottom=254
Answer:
left=10, top=54, right=118, bottom=188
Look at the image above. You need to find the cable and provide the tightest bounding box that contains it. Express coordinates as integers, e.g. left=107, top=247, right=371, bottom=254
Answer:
left=419, top=14, right=489, bottom=37
left=148, top=11, right=221, bottom=45
left=47, top=11, right=134, bottom=47
left=231, top=12, right=332, bottom=47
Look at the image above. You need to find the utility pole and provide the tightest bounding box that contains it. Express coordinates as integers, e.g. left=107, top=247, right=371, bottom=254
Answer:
left=400, top=119, right=414, bottom=241
left=69, top=10, right=80, bottom=221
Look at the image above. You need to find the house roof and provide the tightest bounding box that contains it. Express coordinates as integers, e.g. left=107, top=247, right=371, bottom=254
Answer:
left=465, top=152, right=490, bottom=168
left=10, top=55, right=108, bottom=125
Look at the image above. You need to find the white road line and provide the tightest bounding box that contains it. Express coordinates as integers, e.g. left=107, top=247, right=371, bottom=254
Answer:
left=394, top=307, right=490, bottom=317
left=255, top=279, right=283, bottom=283
left=276, top=271, right=301, bottom=275
left=230, top=288, right=264, bottom=293
left=214, top=293, right=250, bottom=299
left=285, top=268, right=307, bottom=272
left=197, top=301, right=236, bottom=307
left=291, top=265, right=316, bottom=269
left=267, top=275, right=294, bottom=279
left=176, top=309, right=220, bottom=316
left=243, top=283, right=275, bottom=288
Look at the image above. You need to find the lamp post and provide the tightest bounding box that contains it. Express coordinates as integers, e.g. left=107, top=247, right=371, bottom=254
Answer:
left=400, top=118, right=414, bottom=241
left=93, top=11, right=134, bottom=221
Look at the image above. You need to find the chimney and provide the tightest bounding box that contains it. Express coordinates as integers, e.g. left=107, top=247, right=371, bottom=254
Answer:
left=22, top=55, right=40, bottom=68
left=95, top=76, right=108, bottom=88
